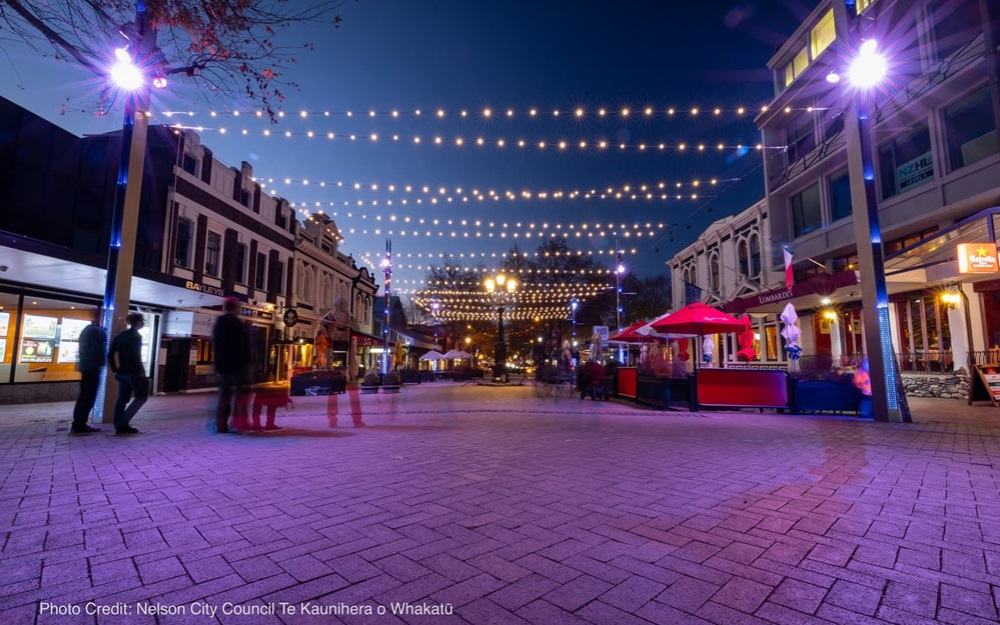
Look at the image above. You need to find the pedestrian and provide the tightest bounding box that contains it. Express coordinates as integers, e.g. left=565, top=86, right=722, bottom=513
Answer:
left=213, top=297, right=250, bottom=433
left=70, top=307, right=105, bottom=434
left=854, top=356, right=873, bottom=418
left=107, top=312, right=148, bottom=435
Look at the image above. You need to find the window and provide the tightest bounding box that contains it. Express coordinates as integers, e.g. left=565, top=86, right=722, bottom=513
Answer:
left=254, top=252, right=267, bottom=289
left=791, top=184, right=822, bottom=237
left=738, top=240, right=750, bottom=276
left=784, top=46, right=809, bottom=87
left=931, top=0, right=981, bottom=63
left=810, top=10, right=835, bottom=60
left=830, top=169, right=853, bottom=222
left=787, top=116, right=816, bottom=166
left=174, top=218, right=192, bottom=267
left=235, top=243, right=247, bottom=284
left=854, top=0, right=876, bottom=15
left=878, top=124, right=933, bottom=199
left=749, top=234, right=761, bottom=277
left=272, top=259, right=285, bottom=293
left=239, top=189, right=250, bottom=208
left=824, top=112, right=845, bottom=142
left=944, top=87, right=998, bottom=171
left=709, top=254, right=720, bottom=291
left=205, top=231, right=221, bottom=277
left=182, top=155, right=198, bottom=176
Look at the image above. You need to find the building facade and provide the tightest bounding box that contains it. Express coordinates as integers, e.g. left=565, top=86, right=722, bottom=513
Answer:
left=731, top=0, right=999, bottom=372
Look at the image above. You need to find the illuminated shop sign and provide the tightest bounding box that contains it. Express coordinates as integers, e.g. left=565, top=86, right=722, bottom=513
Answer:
left=957, top=243, right=998, bottom=274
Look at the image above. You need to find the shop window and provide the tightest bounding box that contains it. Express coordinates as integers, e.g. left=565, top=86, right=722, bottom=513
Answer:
left=830, top=169, right=853, bottom=222
left=930, top=0, right=981, bottom=63
left=787, top=116, right=816, bottom=166
left=810, top=9, right=835, bottom=60
left=13, top=297, right=102, bottom=383
left=878, top=124, right=933, bottom=199
left=235, top=243, right=247, bottom=284
left=944, top=87, right=998, bottom=171
left=205, top=231, right=221, bottom=277
left=255, top=252, right=267, bottom=289
left=0, top=291, right=19, bottom=384
left=791, top=184, right=822, bottom=237
left=174, top=218, right=192, bottom=268
left=750, top=234, right=762, bottom=277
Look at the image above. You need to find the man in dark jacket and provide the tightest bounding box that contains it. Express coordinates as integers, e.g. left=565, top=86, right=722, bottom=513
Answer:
left=71, top=307, right=106, bottom=434
left=107, top=312, right=147, bottom=435
left=213, top=298, right=250, bottom=433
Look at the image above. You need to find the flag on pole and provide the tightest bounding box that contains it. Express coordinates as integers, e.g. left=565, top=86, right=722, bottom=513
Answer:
left=783, top=246, right=794, bottom=289
left=684, top=281, right=703, bottom=306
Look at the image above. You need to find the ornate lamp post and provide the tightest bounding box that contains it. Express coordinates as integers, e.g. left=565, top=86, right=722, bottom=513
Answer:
left=484, top=273, right=517, bottom=382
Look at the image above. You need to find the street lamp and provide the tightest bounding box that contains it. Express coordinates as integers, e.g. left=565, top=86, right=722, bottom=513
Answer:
left=380, top=239, right=392, bottom=374
left=838, top=36, right=909, bottom=422
left=484, top=273, right=517, bottom=382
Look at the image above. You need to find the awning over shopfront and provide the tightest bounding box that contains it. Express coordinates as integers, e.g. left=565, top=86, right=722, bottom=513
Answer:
left=725, top=270, right=860, bottom=315
left=351, top=331, right=383, bottom=347
left=394, top=328, right=436, bottom=350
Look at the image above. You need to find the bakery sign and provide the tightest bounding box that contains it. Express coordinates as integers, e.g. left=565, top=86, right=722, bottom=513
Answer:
left=957, top=243, right=999, bottom=274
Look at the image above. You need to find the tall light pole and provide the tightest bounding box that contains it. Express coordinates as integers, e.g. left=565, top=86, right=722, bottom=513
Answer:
left=485, top=273, right=517, bottom=382
left=380, top=239, right=392, bottom=374
left=836, top=37, right=909, bottom=422
left=95, top=1, right=166, bottom=422
left=615, top=245, right=626, bottom=365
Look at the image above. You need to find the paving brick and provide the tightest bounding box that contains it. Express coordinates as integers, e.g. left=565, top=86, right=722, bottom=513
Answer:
left=882, top=580, right=938, bottom=619
left=543, top=574, right=613, bottom=611
left=654, top=576, right=720, bottom=613
left=767, top=577, right=827, bottom=614
left=598, top=575, right=666, bottom=612
left=709, top=577, right=773, bottom=613
left=488, top=573, right=561, bottom=611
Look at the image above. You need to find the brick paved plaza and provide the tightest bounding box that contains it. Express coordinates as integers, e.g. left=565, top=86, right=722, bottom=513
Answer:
left=1, top=384, right=998, bottom=625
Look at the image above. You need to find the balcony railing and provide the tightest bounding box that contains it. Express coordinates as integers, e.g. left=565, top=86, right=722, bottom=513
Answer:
left=895, top=350, right=954, bottom=374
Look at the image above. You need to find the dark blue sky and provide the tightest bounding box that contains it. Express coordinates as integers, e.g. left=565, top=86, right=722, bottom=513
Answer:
left=1, top=0, right=821, bottom=291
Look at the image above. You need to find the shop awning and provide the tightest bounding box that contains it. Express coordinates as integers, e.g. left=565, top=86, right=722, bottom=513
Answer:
left=394, top=328, right=436, bottom=350
left=351, top=331, right=383, bottom=347
left=725, top=270, right=859, bottom=315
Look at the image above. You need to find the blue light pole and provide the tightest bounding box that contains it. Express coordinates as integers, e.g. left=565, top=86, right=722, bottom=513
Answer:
left=95, top=2, right=153, bottom=422
left=381, top=239, right=392, bottom=374
left=840, top=37, right=908, bottom=422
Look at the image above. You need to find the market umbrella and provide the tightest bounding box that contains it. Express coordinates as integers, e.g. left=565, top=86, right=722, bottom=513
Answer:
left=453, top=350, right=474, bottom=359
left=610, top=321, right=655, bottom=342
left=650, top=303, right=747, bottom=335
left=651, top=303, right=746, bottom=371
left=419, top=350, right=445, bottom=361
left=780, top=302, right=802, bottom=371
left=441, top=349, right=463, bottom=359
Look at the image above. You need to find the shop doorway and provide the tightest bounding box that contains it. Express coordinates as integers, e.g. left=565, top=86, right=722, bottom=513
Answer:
left=270, top=339, right=313, bottom=382
left=162, top=339, right=190, bottom=392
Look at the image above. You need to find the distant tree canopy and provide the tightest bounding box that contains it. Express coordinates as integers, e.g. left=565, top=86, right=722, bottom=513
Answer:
left=0, top=0, right=352, bottom=118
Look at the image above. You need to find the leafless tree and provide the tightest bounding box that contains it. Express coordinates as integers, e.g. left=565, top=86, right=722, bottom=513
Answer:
left=0, top=0, right=353, bottom=119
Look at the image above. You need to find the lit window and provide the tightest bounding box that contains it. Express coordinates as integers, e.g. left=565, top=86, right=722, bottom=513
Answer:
left=855, top=0, right=876, bottom=15
left=784, top=46, right=809, bottom=87
left=810, top=10, right=835, bottom=60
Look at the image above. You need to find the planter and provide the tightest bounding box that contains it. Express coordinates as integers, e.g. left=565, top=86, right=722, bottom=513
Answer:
left=381, top=385, right=401, bottom=394
left=792, top=379, right=860, bottom=414
left=360, top=385, right=380, bottom=395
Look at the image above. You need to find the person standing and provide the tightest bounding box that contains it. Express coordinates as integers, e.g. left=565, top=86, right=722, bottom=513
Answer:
left=107, top=312, right=148, bottom=434
left=213, top=298, right=250, bottom=433
left=70, top=308, right=105, bottom=434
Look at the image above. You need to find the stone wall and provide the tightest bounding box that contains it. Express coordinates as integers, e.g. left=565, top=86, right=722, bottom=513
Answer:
left=901, top=373, right=969, bottom=400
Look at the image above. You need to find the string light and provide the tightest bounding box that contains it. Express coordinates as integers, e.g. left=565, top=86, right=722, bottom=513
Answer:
left=164, top=124, right=779, bottom=153
left=161, top=103, right=827, bottom=120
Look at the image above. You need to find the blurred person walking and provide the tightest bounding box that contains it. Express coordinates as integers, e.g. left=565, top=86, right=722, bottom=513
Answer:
left=213, top=298, right=250, bottom=433
left=107, top=312, right=148, bottom=435
left=70, top=307, right=105, bottom=434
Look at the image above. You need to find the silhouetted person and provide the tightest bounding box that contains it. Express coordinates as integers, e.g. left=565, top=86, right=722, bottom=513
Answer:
left=213, top=298, right=250, bottom=433
left=71, top=307, right=105, bottom=434
left=107, top=312, right=147, bottom=435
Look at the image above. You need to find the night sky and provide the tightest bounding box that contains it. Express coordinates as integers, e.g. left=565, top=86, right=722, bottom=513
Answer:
left=1, top=0, right=821, bottom=296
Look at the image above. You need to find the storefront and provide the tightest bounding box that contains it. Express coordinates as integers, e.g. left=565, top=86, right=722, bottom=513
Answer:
left=351, top=331, right=383, bottom=378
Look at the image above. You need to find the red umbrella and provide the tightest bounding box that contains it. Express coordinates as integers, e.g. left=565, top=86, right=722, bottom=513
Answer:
left=610, top=320, right=666, bottom=343
left=650, top=303, right=746, bottom=335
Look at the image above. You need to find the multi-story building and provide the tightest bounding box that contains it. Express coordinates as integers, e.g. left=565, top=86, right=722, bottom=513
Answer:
left=727, top=0, right=999, bottom=371
left=0, top=98, right=379, bottom=402
left=289, top=212, right=378, bottom=380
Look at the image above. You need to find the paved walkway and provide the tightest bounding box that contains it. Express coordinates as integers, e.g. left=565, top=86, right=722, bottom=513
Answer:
left=0, top=384, right=998, bottom=624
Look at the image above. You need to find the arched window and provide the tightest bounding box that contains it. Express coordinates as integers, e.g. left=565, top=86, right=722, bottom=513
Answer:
left=709, top=254, right=721, bottom=292
left=749, top=233, right=762, bottom=277
left=738, top=240, right=750, bottom=276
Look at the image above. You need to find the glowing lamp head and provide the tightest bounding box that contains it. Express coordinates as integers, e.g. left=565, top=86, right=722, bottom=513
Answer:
left=848, top=39, right=887, bottom=88
left=496, top=274, right=506, bottom=286
left=506, top=279, right=516, bottom=293
left=616, top=264, right=625, bottom=274
left=110, top=48, right=144, bottom=91
left=152, top=75, right=168, bottom=89
left=826, top=71, right=841, bottom=83
left=380, top=256, right=390, bottom=268
left=485, top=278, right=496, bottom=293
